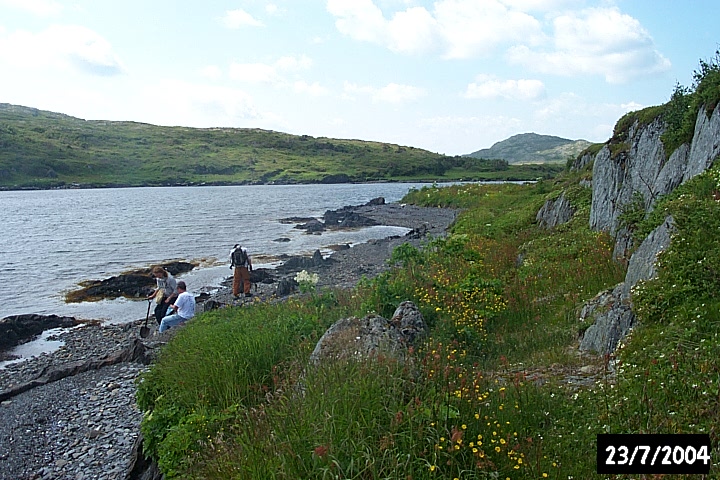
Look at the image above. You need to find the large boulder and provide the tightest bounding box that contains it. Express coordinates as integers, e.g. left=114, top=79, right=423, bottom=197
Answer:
left=309, top=301, right=427, bottom=364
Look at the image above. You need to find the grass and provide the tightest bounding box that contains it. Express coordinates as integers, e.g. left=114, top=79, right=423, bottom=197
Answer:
left=137, top=160, right=720, bottom=477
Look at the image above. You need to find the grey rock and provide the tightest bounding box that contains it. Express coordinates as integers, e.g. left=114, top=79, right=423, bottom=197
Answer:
left=579, top=217, right=674, bottom=354
left=536, top=192, right=576, bottom=229
left=309, top=301, right=426, bottom=364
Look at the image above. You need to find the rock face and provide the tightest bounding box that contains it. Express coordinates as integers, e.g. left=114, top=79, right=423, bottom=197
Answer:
left=536, top=192, right=576, bottom=229
left=590, top=107, right=720, bottom=239
left=574, top=104, right=720, bottom=354
left=309, top=301, right=427, bottom=364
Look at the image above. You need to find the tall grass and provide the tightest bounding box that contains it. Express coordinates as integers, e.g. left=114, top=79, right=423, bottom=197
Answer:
left=136, top=163, right=720, bottom=478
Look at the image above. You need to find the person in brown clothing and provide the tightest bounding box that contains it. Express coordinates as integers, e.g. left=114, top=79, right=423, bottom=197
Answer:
left=230, top=244, right=253, bottom=297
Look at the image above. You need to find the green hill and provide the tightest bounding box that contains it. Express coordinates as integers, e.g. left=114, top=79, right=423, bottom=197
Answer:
left=467, top=132, right=593, bottom=164
left=0, top=104, right=562, bottom=189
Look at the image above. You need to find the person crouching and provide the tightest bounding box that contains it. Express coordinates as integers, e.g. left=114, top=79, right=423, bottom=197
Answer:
left=158, top=281, right=195, bottom=333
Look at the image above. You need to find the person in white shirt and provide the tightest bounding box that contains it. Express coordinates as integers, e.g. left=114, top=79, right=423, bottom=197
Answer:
left=158, top=281, right=195, bottom=333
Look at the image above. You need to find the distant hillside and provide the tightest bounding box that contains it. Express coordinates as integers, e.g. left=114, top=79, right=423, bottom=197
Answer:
left=467, top=132, right=593, bottom=164
left=0, top=104, right=563, bottom=189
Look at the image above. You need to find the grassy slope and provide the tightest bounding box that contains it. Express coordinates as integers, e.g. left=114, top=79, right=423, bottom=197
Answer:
left=0, top=104, right=562, bottom=189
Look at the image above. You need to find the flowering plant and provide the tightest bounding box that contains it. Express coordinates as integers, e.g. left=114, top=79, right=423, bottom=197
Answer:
left=294, top=269, right=319, bottom=293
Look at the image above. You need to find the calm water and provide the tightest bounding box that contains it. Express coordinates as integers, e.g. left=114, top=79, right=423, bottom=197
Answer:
left=0, top=183, right=434, bottom=325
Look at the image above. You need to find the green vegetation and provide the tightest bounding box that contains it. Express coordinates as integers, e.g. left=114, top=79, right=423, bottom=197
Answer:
left=133, top=159, right=720, bottom=478
left=0, top=104, right=562, bottom=189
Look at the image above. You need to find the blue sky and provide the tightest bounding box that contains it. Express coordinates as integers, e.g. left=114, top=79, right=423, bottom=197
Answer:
left=0, top=0, right=717, bottom=156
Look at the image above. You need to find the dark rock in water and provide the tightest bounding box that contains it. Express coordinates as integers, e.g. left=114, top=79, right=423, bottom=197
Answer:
left=273, top=237, right=291, bottom=242
left=279, top=216, right=316, bottom=224
left=66, top=261, right=196, bottom=303
left=323, top=198, right=383, bottom=228
left=161, top=261, right=196, bottom=277
left=338, top=212, right=379, bottom=228
left=275, top=249, right=327, bottom=273
left=0, top=314, right=79, bottom=350
left=295, top=218, right=325, bottom=233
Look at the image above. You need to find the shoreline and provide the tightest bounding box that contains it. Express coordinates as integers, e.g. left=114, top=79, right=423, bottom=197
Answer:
left=0, top=201, right=457, bottom=480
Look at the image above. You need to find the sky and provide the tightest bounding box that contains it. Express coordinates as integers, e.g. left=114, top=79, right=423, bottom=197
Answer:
left=0, top=0, right=717, bottom=156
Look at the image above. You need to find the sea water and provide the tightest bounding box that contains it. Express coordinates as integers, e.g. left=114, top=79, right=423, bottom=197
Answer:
left=0, top=183, right=435, bottom=324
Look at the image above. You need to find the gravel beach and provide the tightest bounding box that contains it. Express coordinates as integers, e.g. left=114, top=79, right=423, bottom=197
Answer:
left=0, top=202, right=457, bottom=480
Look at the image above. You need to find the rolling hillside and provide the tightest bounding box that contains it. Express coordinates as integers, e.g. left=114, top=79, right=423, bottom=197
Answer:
left=0, top=104, right=563, bottom=189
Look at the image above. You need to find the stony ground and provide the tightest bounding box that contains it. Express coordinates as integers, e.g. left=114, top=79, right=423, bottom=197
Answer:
left=0, top=202, right=458, bottom=480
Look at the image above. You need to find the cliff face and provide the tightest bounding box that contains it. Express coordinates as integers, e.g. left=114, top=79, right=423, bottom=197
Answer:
left=590, top=106, right=720, bottom=237
left=538, top=104, right=720, bottom=354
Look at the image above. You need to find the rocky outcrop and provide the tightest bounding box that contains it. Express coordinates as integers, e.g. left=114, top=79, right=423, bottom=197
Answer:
left=536, top=192, right=576, bottom=229
left=590, top=106, right=720, bottom=239
left=579, top=217, right=674, bottom=354
left=309, top=301, right=427, bottom=364
left=275, top=249, right=328, bottom=274
left=66, top=261, right=196, bottom=302
left=574, top=104, right=720, bottom=354
left=0, top=314, right=80, bottom=351
left=323, top=197, right=384, bottom=228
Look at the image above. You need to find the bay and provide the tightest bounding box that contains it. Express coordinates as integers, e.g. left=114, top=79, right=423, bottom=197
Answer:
left=0, top=183, right=434, bottom=325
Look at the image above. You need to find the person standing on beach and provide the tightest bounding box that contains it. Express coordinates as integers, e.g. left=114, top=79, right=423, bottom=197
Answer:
left=158, top=281, right=195, bottom=333
left=148, top=266, right=177, bottom=324
left=230, top=243, right=253, bottom=297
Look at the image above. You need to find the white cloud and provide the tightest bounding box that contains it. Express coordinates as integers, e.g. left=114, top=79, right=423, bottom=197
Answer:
left=292, top=81, right=329, bottom=96
left=507, top=7, right=671, bottom=83
left=433, top=0, right=544, bottom=59
left=265, top=4, right=285, bottom=16
left=464, top=75, right=545, bottom=100
left=229, top=55, right=313, bottom=84
left=275, top=54, right=313, bottom=71
left=386, top=6, right=438, bottom=55
left=142, top=80, right=262, bottom=126
left=327, top=0, right=544, bottom=58
left=0, top=0, right=62, bottom=16
left=0, top=25, right=123, bottom=75
left=501, top=0, right=575, bottom=11
left=374, top=83, right=427, bottom=103
left=221, top=9, right=264, bottom=29
left=344, top=81, right=426, bottom=104
left=327, top=0, right=388, bottom=44
left=621, top=101, right=644, bottom=112
left=199, top=65, right=222, bottom=79
left=229, top=62, right=278, bottom=83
